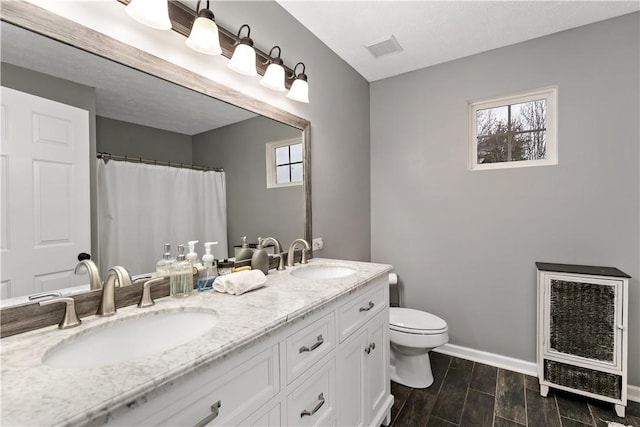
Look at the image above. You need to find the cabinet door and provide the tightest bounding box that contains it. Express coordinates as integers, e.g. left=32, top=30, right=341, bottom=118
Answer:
left=336, top=329, right=367, bottom=427
left=543, top=274, right=623, bottom=369
left=365, top=309, right=390, bottom=424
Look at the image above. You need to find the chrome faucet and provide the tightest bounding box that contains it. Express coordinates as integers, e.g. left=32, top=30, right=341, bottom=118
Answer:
left=97, top=266, right=132, bottom=316
left=74, top=259, right=102, bottom=290
left=287, top=238, right=310, bottom=267
left=261, top=237, right=285, bottom=271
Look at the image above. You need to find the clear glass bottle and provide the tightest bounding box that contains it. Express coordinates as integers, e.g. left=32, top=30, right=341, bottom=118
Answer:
left=156, top=243, right=175, bottom=277
left=170, top=245, right=193, bottom=298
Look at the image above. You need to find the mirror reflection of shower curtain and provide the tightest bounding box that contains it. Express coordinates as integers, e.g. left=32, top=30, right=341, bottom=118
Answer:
left=97, top=159, right=228, bottom=277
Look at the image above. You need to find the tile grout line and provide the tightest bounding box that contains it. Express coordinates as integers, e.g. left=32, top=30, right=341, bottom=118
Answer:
left=492, top=367, right=498, bottom=427
left=524, top=376, right=529, bottom=426
left=459, top=362, right=474, bottom=426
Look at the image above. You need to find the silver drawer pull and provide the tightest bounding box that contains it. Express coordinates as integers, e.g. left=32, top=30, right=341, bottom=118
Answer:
left=194, top=400, right=221, bottom=427
left=359, top=301, right=375, bottom=312
left=300, top=393, right=325, bottom=418
left=299, top=335, right=324, bottom=353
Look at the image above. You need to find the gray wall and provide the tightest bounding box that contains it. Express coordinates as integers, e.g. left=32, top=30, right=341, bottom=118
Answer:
left=96, top=116, right=192, bottom=164
left=370, top=13, right=640, bottom=385
left=0, top=63, right=100, bottom=260
left=193, top=116, right=303, bottom=255
left=210, top=1, right=372, bottom=261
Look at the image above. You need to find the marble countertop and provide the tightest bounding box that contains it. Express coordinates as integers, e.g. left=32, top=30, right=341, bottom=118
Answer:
left=0, top=258, right=392, bottom=427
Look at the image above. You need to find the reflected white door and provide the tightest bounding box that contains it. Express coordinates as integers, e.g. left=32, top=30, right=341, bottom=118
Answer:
left=0, top=86, right=90, bottom=299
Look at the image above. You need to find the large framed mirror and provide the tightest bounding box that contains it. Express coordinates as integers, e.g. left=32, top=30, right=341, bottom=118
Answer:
left=0, top=2, right=311, bottom=305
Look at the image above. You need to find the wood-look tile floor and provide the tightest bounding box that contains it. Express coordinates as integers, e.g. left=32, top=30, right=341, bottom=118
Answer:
left=388, top=353, right=640, bottom=427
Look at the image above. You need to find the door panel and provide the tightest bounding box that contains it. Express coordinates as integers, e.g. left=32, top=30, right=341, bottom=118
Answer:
left=0, top=86, right=90, bottom=298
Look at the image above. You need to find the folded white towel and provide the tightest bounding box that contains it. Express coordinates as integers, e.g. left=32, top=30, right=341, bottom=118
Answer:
left=213, top=270, right=267, bottom=296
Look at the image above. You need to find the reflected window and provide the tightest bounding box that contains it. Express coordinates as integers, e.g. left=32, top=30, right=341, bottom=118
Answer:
left=469, top=87, right=558, bottom=170
left=266, top=138, right=303, bottom=188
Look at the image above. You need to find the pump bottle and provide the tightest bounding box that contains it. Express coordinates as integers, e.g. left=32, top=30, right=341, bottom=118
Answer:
left=156, top=243, right=175, bottom=277
left=170, top=245, right=193, bottom=298
left=196, top=241, right=218, bottom=291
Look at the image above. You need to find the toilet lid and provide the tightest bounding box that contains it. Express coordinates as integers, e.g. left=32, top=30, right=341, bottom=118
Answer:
left=389, top=307, right=448, bottom=334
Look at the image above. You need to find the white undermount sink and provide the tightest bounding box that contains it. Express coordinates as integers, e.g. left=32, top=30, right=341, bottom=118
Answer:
left=290, top=264, right=357, bottom=280
left=43, top=310, right=218, bottom=369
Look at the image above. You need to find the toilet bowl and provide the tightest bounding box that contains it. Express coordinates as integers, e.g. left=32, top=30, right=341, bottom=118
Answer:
left=389, top=307, right=448, bottom=389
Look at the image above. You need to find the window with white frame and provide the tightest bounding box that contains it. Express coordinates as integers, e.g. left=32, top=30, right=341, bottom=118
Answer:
left=266, top=137, right=303, bottom=188
left=469, top=86, right=558, bottom=170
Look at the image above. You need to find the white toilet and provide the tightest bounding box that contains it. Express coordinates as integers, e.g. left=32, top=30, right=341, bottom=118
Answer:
left=389, top=307, right=449, bottom=388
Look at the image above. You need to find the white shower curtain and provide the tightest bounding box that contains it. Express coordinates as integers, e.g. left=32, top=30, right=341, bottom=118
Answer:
left=97, top=159, right=228, bottom=276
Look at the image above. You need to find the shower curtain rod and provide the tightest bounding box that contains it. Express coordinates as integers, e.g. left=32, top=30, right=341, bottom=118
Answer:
left=97, top=152, right=223, bottom=172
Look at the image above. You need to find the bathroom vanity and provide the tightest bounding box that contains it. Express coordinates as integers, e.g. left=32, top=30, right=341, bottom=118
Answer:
left=0, top=258, right=393, bottom=427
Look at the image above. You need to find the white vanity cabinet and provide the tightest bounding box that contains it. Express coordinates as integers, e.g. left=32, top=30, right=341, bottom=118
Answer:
left=536, top=262, right=630, bottom=417
left=336, top=284, right=390, bottom=427
left=106, top=275, right=392, bottom=427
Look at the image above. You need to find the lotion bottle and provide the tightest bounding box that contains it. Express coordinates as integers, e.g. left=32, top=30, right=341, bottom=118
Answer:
left=156, top=243, right=175, bottom=277
left=186, top=240, right=199, bottom=266
left=251, top=237, right=269, bottom=275
left=170, top=245, right=192, bottom=298
left=235, top=236, right=253, bottom=261
left=196, top=241, right=218, bottom=291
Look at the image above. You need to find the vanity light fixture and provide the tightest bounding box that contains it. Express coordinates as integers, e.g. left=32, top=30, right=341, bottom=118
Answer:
left=185, top=0, right=222, bottom=55
left=260, top=46, right=286, bottom=92
left=227, top=24, right=258, bottom=76
left=286, top=62, right=310, bottom=103
left=125, top=0, right=172, bottom=31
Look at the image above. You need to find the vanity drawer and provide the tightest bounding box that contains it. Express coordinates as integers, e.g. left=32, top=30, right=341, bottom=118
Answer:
left=338, top=282, right=387, bottom=342
left=286, top=358, right=335, bottom=427
left=110, top=344, right=279, bottom=427
left=285, top=312, right=335, bottom=384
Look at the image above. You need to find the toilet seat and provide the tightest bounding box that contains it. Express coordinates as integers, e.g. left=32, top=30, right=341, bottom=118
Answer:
left=390, top=307, right=448, bottom=335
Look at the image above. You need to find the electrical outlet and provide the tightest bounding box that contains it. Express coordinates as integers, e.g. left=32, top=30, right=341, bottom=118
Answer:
left=312, top=237, right=324, bottom=251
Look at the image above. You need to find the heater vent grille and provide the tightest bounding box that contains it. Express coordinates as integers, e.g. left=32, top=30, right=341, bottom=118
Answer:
left=365, top=35, right=403, bottom=58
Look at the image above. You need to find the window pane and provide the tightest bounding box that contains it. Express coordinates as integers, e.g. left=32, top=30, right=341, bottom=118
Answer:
left=276, top=165, right=290, bottom=184
left=477, top=135, right=508, bottom=164
left=476, top=106, right=508, bottom=137
left=275, top=146, right=289, bottom=166
left=514, top=131, right=546, bottom=160
left=512, top=99, right=546, bottom=132
left=291, top=163, right=303, bottom=183
left=290, top=143, right=303, bottom=163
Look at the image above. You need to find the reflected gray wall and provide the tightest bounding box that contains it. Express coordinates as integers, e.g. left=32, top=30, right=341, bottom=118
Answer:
left=1, top=63, right=100, bottom=260
left=96, top=116, right=192, bottom=164
left=370, top=13, right=640, bottom=385
left=193, top=116, right=303, bottom=254
left=210, top=1, right=372, bottom=261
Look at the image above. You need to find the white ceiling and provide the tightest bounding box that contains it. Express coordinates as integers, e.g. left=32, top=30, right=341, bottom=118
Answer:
left=276, top=1, right=640, bottom=82
left=0, top=22, right=256, bottom=135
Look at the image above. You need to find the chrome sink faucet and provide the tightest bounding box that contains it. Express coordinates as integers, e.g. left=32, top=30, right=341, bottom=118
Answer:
left=74, top=259, right=102, bottom=290
left=261, top=237, right=285, bottom=270
left=97, top=266, right=132, bottom=316
left=287, top=238, right=310, bottom=267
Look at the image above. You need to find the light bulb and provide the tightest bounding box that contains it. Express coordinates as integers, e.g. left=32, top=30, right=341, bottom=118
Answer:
left=260, top=63, right=286, bottom=91
left=125, top=0, right=171, bottom=30
left=186, top=14, right=222, bottom=55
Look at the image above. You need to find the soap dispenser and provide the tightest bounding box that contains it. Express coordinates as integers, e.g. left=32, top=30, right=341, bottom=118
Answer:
left=196, top=241, right=218, bottom=291
left=251, top=237, right=269, bottom=275
left=156, top=243, right=175, bottom=277
left=186, top=240, right=199, bottom=266
left=235, top=236, right=253, bottom=261
left=170, top=245, right=193, bottom=298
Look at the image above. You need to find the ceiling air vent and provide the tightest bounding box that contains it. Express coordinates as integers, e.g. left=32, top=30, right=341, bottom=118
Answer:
left=365, top=35, right=403, bottom=58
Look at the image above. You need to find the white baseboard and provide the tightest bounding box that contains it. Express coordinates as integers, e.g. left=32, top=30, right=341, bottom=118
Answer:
left=433, top=343, right=639, bottom=403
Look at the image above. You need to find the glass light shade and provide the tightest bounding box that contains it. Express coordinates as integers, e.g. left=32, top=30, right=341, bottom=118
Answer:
left=286, top=79, right=309, bottom=103
left=126, top=0, right=171, bottom=30
left=260, top=63, right=286, bottom=91
left=185, top=16, right=222, bottom=55
left=227, top=44, right=258, bottom=76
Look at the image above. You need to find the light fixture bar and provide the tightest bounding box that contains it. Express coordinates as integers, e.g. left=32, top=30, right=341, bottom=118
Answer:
left=116, top=0, right=296, bottom=88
